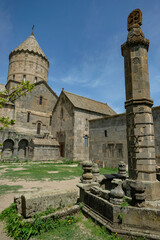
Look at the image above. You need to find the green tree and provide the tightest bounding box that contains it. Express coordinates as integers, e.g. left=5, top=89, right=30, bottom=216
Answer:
left=0, top=81, right=34, bottom=130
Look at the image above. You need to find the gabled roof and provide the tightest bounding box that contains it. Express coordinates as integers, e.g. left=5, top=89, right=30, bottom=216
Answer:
left=34, top=80, right=58, bottom=99
left=63, top=90, right=116, bottom=115
left=6, top=80, right=58, bottom=100
left=9, top=33, right=49, bottom=63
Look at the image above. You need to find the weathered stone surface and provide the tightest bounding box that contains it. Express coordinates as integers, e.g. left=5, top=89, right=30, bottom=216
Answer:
left=89, top=107, right=160, bottom=168
left=89, top=114, right=127, bottom=168
left=51, top=90, right=115, bottom=161
left=20, top=189, right=78, bottom=218
left=109, top=179, right=125, bottom=205
left=81, top=190, right=160, bottom=239
left=7, top=34, right=49, bottom=86
left=22, top=205, right=80, bottom=223
left=122, top=8, right=158, bottom=196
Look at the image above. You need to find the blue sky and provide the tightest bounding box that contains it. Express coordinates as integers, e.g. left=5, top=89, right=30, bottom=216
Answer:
left=0, top=0, right=160, bottom=113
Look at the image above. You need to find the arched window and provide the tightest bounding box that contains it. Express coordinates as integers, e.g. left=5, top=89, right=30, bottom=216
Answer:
left=49, top=116, right=52, bottom=126
left=60, top=108, right=63, bottom=119
left=84, top=135, right=88, bottom=147
left=34, top=77, right=37, bottom=83
left=37, top=122, right=41, bottom=134
left=27, top=112, right=30, bottom=122
left=39, top=96, right=43, bottom=105
left=23, top=75, right=26, bottom=82
left=104, top=130, right=107, bottom=137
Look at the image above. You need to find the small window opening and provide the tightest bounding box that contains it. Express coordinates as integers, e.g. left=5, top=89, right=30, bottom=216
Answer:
left=34, top=77, right=37, bottom=83
left=37, top=122, right=41, bottom=134
left=27, top=112, right=30, bottom=122
left=23, top=75, right=26, bottom=82
left=39, top=96, right=43, bottom=105
left=13, top=75, right=15, bottom=80
left=49, top=116, right=52, bottom=126
left=104, top=130, right=107, bottom=137
left=60, top=108, right=63, bottom=119
left=84, top=135, right=88, bottom=147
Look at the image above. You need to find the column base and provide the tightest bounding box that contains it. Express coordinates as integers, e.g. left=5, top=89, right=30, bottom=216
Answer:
left=126, top=179, right=160, bottom=201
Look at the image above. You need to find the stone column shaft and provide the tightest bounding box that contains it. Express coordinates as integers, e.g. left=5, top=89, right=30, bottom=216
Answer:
left=121, top=9, right=157, bottom=182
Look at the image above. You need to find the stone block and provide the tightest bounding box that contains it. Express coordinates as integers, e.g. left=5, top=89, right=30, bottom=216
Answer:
left=20, top=189, right=78, bottom=218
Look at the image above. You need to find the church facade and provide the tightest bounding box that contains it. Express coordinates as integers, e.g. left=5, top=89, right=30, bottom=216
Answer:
left=0, top=33, right=115, bottom=162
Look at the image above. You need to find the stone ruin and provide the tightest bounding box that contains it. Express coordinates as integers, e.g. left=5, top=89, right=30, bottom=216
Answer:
left=77, top=9, right=160, bottom=240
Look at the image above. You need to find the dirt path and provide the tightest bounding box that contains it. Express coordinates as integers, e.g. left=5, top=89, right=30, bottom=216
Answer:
left=0, top=177, right=80, bottom=239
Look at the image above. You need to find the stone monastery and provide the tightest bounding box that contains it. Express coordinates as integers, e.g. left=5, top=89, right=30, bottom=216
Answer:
left=0, top=31, right=160, bottom=167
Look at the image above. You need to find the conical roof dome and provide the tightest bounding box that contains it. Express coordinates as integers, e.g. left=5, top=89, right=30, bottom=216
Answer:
left=9, top=33, right=49, bottom=63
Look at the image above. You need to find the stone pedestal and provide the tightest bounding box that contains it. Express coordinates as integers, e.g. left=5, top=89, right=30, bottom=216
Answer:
left=109, top=179, right=124, bottom=205
left=80, top=161, right=93, bottom=184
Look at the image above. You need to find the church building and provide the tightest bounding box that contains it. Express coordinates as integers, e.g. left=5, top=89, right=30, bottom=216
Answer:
left=0, top=33, right=116, bottom=162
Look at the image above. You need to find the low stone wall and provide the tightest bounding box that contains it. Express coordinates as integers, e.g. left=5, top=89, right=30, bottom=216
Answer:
left=15, top=189, right=78, bottom=218
left=81, top=190, right=160, bottom=239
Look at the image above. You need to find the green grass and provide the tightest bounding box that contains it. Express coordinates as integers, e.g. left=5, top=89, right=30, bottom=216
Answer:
left=0, top=184, right=23, bottom=195
left=100, top=167, right=118, bottom=175
left=0, top=162, right=118, bottom=182
left=0, top=204, right=121, bottom=240
left=0, top=162, right=83, bottom=181
left=32, top=212, right=122, bottom=240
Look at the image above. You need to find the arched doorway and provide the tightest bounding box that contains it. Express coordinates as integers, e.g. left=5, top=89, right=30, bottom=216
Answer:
left=18, top=139, right=29, bottom=159
left=2, top=139, right=14, bottom=159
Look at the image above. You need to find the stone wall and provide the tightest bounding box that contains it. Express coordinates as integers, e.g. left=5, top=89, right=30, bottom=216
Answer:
left=153, top=107, right=160, bottom=165
left=89, top=114, right=127, bottom=168
left=89, top=108, right=160, bottom=167
left=0, top=103, right=15, bottom=121
left=31, top=145, right=60, bottom=161
left=51, top=93, right=74, bottom=160
left=51, top=92, right=107, bottom=161
left=73, top=109, right=107, bottom=161
left=13, top=82, right=57, bottom=135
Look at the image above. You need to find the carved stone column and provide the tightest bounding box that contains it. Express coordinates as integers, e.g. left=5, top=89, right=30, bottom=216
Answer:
left=121, top=9, right=159, bottom=200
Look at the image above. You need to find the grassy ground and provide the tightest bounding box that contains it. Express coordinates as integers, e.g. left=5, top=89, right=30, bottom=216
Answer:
left=0, top=184, right=23, bottom=195
left=0, top=162, right=83, bottom=181
left=0, top=161, right=118, bottom=195
left=0, top=161, right=117, bottom=182
left=0, top=204, right=121, bottom=240
left=31, top=214, right=120, bottom=240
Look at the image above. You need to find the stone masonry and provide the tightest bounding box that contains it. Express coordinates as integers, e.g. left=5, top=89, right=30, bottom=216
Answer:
left=121, top=9, right=159, bottom=200
left=89, top=107, right=160, bottom=168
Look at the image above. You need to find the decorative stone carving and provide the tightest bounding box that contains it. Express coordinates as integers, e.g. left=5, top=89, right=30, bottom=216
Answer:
left=130, top=181, right=146, bottom=207
left=127, top=9, right=142, bottom=30
left=121, top=9, right=149, bottom=54
left=118, top=161, right=127, bottom=177
left=109, top=179, right=125, bottom=205
left=80, top=161, right=93, bottom=184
